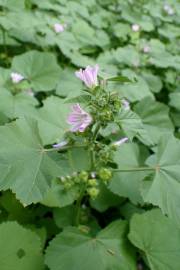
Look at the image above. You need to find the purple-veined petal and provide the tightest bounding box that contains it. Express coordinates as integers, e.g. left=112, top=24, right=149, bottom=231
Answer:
left=53, top=140, right=68, bottom=148
left=11, top=72, right=24, bottom=83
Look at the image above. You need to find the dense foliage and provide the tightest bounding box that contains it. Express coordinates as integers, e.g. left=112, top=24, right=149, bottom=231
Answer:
left=0, top=0, right=180, bottom=269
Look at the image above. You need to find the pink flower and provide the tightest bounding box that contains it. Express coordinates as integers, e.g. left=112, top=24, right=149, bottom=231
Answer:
left=122, top=99, right=130, bottom=111
left=132, top=24, right=140, bottom=32
left=53, top=140, right=68, bottom=148
left=11, top=72, right=24, bottom=83
left=67, top=104, right=92, bottom=132
left=75, top=65, right=99, bottom=88
left=113, top=137, right=128, bottom=147
left=54, top=23, right=65, bottom=33
left=143, top=45, right=151, bottom=53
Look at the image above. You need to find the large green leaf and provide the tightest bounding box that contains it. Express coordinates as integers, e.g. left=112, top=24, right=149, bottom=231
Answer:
left=141, top=135, right=180, bottom=227
left=12, top=51, right=61, bottom=91
left=129, top=209, right=180, bottom=270
left=0, top=118, right=63, bottom=205
left=0, top=221, right=44, bottom=270
left=134, top=97, right=174, bottom=144
left=45, top=220, right=136, bottom=270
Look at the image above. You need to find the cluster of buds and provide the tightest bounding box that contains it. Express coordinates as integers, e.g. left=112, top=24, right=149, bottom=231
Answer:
left=90, top=90, right=123, bottom=125
left=60, top=168, right=113, bottom=199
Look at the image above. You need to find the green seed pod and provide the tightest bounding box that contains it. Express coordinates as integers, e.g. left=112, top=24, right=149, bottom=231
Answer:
left=99, top=168, right=112, bottom=181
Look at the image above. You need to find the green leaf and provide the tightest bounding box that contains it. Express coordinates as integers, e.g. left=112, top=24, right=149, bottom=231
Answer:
left=90, top=182, right=123, bottom=212
left=109, top=143, right=149, bottom=204
left=117, top=109, right=153, bottom=145
left=129, top=209, right=180, bottom=270
left=35, top=96, right=70, bottom=145
left=120, top=77, right=153, bottom=102
left=56, top=68, right=83, bottom=98
left=53, top=205, right=75, bottom=228
left=0, top=89, right=38, bottom=119
left=0, top=221, right=44, bottom=270
left=42, top=179, right=79, bottom=208
left=0, top=0, right=25, bottom=10
left=141, top=135, right=180, bottom=227
left=169, top=92, right=180, bottom=111
left=107, top=76, right=131, bottom=83
left=45, top=220, right=136, bottom=270
left=134, top=97, right=174, bottom=144
left=142, top=72, right=162, bottom=93
left=114, top=46, right=140, bottom=67
left=12, top=51, right=61, bottom=91
left=42, top=148, right=91, bottom=207
left=0, top=67, right=11, bottom=87
left=0, top=118, right=63, bottom=205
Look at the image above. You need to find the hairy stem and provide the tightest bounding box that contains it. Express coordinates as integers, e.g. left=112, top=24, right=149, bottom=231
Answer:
left=113, top=167, right=155, bottom=172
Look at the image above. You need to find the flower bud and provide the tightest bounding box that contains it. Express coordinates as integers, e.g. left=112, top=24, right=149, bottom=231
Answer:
left=63, top=182, right=72, bottom=190
left=79, top=171, right=88, bottom=182
left=99, top=168, right=112, bottom=181
left=88, top=179, right=98, bottom=187
left=87, top=187, right=99, bottom=199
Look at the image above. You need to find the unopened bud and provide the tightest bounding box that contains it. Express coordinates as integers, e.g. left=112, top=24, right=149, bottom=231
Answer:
left=99, top=168, right=112, bottom=181
left=79, top=171, right=88, bottom=182
left=88, top=179, right=98, bottom=187
left=87, top=187, right=99, bottom=199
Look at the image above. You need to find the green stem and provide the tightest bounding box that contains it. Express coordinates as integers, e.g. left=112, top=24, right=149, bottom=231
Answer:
left=113, top=167, right=155, bottom=172
left=90, top=123, right=101, bottom=170
left=92, top=123, right=101, bottom=141
left=90, top=149, right=95, bottom=170
left=74, top=185, right=85, bottom=226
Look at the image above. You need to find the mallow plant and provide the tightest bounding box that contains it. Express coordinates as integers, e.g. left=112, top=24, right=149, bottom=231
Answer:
left=48, top=65, right=133, bottom=224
